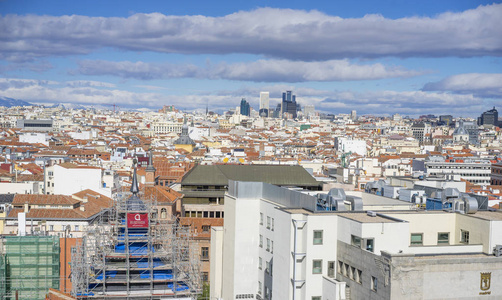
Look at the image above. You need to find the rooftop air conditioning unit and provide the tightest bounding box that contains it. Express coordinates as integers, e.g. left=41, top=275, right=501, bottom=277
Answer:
left=494, top=245, right=502, bottom=257
left=367, top=211, right=377, bottom=217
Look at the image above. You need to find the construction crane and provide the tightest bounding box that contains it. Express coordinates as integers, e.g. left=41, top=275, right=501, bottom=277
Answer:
left=104, top=103, right=119, bottom=113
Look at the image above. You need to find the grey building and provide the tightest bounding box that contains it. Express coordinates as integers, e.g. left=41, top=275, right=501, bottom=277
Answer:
left=16, top=119, right=53, bottom=132
left=478, top=107, right=499, bottom=127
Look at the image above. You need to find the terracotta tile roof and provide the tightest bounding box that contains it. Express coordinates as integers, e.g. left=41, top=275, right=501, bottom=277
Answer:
left=12, top=194, right=80, bottom=206
left=143, top=186, right=182, bottom=203
left=8, top=207, right=88, bottom=219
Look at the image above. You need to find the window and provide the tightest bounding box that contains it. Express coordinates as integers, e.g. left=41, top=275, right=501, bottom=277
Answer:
left=201, top=247, right=209, bottom=260
left=437, top=232, right=449, bottom=244
left=258, top=281, right=262, bottom=295
left=161, top=208, right=167, bottom=219
left=365, top=238, right=374, bottom=252
left=49, top=225, right=54, bottom=231
left=266, top=261, right=270, bottom=274
left=260, top=235, right=263, bottom=247
left=410, top=233, right=423, bottom=245
left=312, top=259, right=322, bottom=274
left=312, top=297, right=321, bottom=300
left=461, top=230, right=469, bottom=244
left=351, top=235, right=361, bottom=248
left=259, top=257, right=262, bottom=270
left=266, top=238, right=270, bottom=251
left=349, top=267, right=356, bottom=280
left=371, top=276, right=378, bottom=292
left=313, top=230, right=323, bottom=245
left=337, top=261, right=343, bottom=274
left=202, top=272, right=208, bottom=282
left=328, top=261, right=335, bottom=278
left=202, top=225, right=210, bottom=232
left=74, top=225, right=79, bottom=231
left=356, top=269, right=362, bottom=284
left=271, top=218, right=274, bottom=231
left=260, top=213, right=263, bottom=225
left=270, top=240, right=274, bottom=253
left=267, top=216, right=271, bottom=229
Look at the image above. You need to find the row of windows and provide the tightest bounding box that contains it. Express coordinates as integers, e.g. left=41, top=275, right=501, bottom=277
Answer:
left=410, top=230, right=469, bottom=245
left=185, top=211, right=224, bottom=218
left=48, top=225, right=80, bottom=231
left=338, top=260, right=362, bottom=284
left=260, top=213, right=274, bottom=231
left=259, top=235, right=274, bottom=253
left=430, top=165, right=490, bottom=170
left=351, top=235, right=374, bottom=252
left=492, top=179, right=502, bottom=185
left=492, top=168, right=502, bottom=174
left=235, top=294, right=254, bottom=299
left=429, top=172, right=491, bottom=177
left=258, top=257, right=273, bottom=275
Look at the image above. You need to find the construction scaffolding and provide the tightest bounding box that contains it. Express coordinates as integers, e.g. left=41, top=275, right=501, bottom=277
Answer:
left=71, top=190, right=202, bottom=299
left=0, top=235, right=60, bottom=300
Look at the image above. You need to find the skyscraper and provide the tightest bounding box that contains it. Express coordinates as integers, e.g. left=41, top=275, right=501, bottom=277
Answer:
left=259, top=92, right=269, bottom=117
left=477, top=107, right=498, bottom=127
left=240, top=98, right=250, bottom=116
left=280, top=91, right=300, bottom=119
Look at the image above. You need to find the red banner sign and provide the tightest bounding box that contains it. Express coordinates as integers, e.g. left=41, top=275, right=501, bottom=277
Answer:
left=127, top=213, right=148, bottom=228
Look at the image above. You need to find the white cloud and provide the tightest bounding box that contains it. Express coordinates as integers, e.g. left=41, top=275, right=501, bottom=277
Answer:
left=423, top=73, right=502, bottom=98
left=1, top=4, right=501, bottom=61
left=76, top=59, right=425, bottom=82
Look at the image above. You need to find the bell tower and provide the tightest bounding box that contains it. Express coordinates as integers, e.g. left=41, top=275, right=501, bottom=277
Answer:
left=145, top=149, right=156, bottom=187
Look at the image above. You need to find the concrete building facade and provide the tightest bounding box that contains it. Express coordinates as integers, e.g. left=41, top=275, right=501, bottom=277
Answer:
left=211, top=181, right=502, bottom=300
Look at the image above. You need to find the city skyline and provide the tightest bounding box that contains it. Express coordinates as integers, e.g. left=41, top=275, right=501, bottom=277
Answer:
left=0, top=0, right=501, bottom=117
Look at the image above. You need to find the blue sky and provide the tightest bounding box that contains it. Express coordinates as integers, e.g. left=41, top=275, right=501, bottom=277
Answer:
left=0, top=0, right=501, bottom=117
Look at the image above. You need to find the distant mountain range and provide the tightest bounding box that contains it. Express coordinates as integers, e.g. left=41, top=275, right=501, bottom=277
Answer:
left=0, top=96, right=32, bottom=107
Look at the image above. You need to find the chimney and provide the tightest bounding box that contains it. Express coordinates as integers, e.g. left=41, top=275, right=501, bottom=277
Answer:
left=24, top=203, right=29, bottom=213
left=80, top=205, right=85, bottom=212
left=83, top=196, right=88, bottom=203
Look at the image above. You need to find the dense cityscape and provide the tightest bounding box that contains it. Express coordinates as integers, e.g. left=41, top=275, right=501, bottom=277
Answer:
left=1, top=0, right=502, bottom=299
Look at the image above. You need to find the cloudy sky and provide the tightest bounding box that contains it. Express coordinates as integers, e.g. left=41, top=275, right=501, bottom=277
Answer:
left=0, top=0, right=501, bottom=117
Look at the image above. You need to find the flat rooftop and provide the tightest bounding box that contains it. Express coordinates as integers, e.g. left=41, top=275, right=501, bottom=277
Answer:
left=466, top=210, right=502, bottom=221
left=338, top=212, right=403, bottom=223
left=281, top=208, right=403, bottom=223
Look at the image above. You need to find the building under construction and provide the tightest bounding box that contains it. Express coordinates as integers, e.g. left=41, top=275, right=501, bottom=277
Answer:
left=0, top=235, right=60, bottom=299
left=71, top=166, right=201, bottom=299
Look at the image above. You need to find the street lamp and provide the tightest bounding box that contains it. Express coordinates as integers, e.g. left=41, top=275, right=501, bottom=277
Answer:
left=64, top=225, right=71, bottom=293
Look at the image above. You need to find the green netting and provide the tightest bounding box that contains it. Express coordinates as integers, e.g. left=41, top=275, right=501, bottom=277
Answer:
left=0, top=255, right=6, bottom=299
left=2, top=236, right=60, bottom=300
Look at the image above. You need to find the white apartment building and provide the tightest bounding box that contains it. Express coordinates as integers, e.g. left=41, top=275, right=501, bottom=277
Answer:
left=426, top=160, right=492, bottom=185
left=45, top=163, right=113, bottom=197
left=334, top=137, right=367, bottom=156
left=151, top=120, right=183, bottom=134
left=211, top=181, right=502, bottom=300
